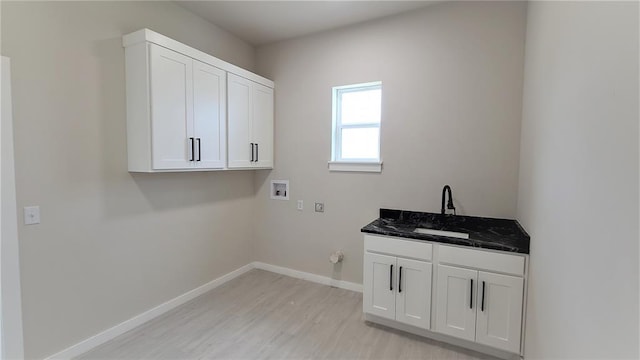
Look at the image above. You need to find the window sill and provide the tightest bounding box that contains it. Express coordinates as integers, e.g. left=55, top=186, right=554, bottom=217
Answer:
left=328, top=161, right=383, bottom=173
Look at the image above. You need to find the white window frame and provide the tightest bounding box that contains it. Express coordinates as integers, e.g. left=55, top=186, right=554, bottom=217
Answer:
left=329, top=81, right=383, bottom=173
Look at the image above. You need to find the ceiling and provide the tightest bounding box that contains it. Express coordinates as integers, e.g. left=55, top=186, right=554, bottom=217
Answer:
left=175, top=1, right=438, bottom=46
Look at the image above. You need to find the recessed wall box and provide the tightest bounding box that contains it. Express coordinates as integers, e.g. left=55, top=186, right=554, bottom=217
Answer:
left=270, top=180, right=289, bottom=200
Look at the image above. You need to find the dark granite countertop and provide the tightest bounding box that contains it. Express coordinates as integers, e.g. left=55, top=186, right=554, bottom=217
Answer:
left=361, top=208, right=530, bottom=254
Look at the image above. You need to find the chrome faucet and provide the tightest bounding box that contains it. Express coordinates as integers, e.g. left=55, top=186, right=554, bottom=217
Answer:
left=441, top=185, right=456, bottom=215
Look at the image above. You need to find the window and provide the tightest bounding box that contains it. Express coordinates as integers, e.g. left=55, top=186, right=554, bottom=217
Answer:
left=330, top=81, right=382, bottom=172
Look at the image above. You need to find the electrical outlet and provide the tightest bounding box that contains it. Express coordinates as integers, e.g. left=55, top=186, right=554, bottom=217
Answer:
left=297, top=200, right=303, bottom=211
left=315, top=202, right=324, bottom=213
left=24, top=206, right=40, bottom=225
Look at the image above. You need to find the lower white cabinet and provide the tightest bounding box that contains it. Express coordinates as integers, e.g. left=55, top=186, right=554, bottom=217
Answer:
left=363, top=237, right=432, bottom=330
left=435, top=265, right=478, bottom=341
left=395, top=257, right=432, bottom=329
left=435, top=265, right=524, bottom=353
left=475, top=271, right=524, bottom=353
left=363, top=235, right=527, bottom=357
left=363, top=252, right=396, bottom=320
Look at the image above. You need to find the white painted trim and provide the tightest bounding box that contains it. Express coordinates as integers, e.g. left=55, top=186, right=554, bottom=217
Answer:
left=1, top=56, right=25, bottom=360
left=252, top=261, right=363, bottom=293
left=331, top=81, right=382, bottom=163
left=328, top=161, right=382, bottom=173
left=122, top=29, right=274, bottom=88
left=45, top=263, right=255, bottom=360
left=45, top=262, right=363, bottom=359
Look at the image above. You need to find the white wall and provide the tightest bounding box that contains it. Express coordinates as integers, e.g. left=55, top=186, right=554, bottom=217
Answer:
left=518, top=1, right=639, bottom=358
left=1, top=2, right=257, bottom=358
left=1, top=56, right=25, bottom=360
left=253, top=1, right=527, bottom=284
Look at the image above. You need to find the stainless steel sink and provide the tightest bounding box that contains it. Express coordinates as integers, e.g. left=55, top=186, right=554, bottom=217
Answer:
left=413, top=228, right=469, bottom=239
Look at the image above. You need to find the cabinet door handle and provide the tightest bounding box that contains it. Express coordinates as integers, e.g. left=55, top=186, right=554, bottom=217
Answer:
left=250, top=143, right=254, bottom=162
left=189, top=137, right=195, bottom=161
left=255, top=143, right=259, bottom=162
left=481, top=281, right=485, bottom=312
left=197, top=138, right=201, bottom=162
left=398, top=266, right=402, bottom=293
left=469, top=279, right=473, bottom=309
left=389, top=264, right=393, bottom=291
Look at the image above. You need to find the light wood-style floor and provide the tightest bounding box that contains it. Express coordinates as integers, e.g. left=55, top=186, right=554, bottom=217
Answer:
left=79, top=269, right=496, bottom=359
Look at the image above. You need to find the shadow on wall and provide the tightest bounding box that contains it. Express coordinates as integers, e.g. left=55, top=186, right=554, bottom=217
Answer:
left=130, top=171, right=254, bottom=211
left=254, top=169, right=271, bottom=194
left=92, top=36, right=254, bottom=218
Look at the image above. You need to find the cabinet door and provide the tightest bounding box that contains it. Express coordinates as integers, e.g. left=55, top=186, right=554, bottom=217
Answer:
left=252, top=83, right=274, bottom=169
left=363, top=252, right=396, bottom=321
left=193, top=61, right=226, bottom=169
left=227, top=73, right=253, bottom=168
left=395, top=258, right=432, bottom=330
left=149, top=44, right=194, bottom=170
left=475, top=272, right=524, bottom=353
left=435, top=265, right=477, bottom=341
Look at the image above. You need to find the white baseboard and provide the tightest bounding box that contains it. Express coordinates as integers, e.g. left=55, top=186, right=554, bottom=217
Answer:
left=46, top=263, right=255, bottom=360
left=364, top=313, right=520, bottom=360
left=45, top=262, right=362, bottom=359
left=252, top=261, right=363, bottom=293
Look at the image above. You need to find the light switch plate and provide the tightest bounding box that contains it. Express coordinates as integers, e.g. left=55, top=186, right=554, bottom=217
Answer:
left=24, top=206, right=40, bottom=225
left=297, top=200, right=303, bottom=211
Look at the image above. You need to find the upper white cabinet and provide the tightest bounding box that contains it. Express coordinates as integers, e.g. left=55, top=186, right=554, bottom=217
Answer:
left=147, top=45, right=195, bottom=170
left=395, top=257, right=432, bottom=329
left=193, top=61, right=227, bottom=169
left=123, top=29, right=274, bottom=172
left=228, top=73, right=274, bottom=169
left=126, top=42, right=225, bottom=172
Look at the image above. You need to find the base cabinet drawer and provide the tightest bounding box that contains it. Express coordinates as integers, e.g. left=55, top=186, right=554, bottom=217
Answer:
left=364, top=234, right=432, bottom=261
